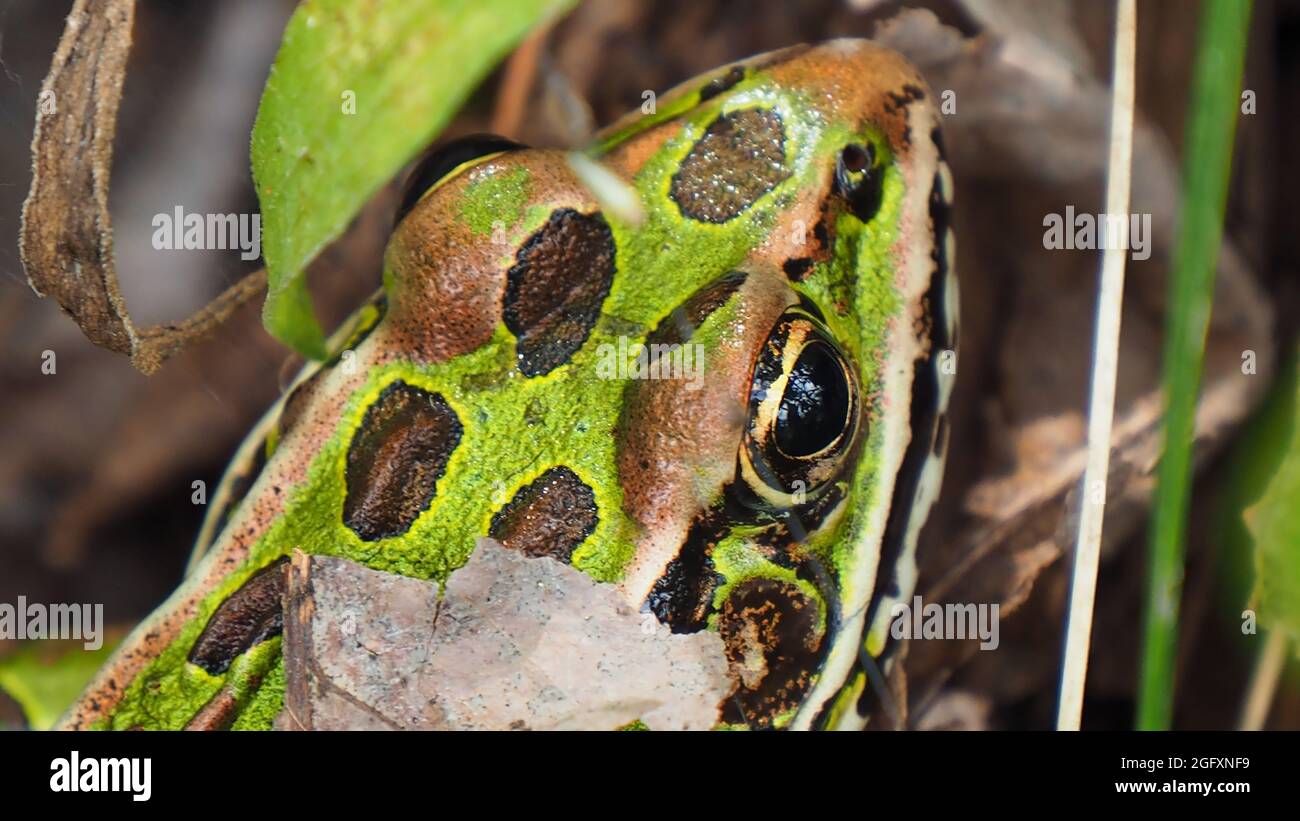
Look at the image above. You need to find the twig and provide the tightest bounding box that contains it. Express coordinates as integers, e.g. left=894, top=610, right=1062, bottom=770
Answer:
left=1056, top=0, right=1137, bottom=732
left=1238, top=629, right=1287, bottom=730
left=134, top=267, right=268, bottom=373
left=491, top=26, right=548, bottom=139
left=19, top=0, right=268, bottom=375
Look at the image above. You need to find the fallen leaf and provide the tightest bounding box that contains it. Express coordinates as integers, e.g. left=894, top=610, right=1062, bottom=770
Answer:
left=279, top=541, right=731, bottom=730
left=19, top=0, right=266, bottom=375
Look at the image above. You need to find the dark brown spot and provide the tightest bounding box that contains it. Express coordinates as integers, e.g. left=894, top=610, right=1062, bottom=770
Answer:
left=205, top=440, right=269, bottom=558
left=644, top=270, right=747, bottom=349
left=699, top=66, right=745, bottom=101
left=719, top=578, right=823, bottom=728
left=343, top=381, right=463, bottom=540
left=489, top=466, right=598, bottom=562
left=278, top=369, right=326, bottom=443
left=670, top=108, right=789, bottom=223
left=812, top=219, right=830, bottom=250
left=646, top=509, right=730, bottom=633
left=188, top=556, right=289, bottom=675
left=504, top=209, right=616, bottom=376
left=885, top=83, right=926, bottom=113
left=782, top=257, right=813, bottom=281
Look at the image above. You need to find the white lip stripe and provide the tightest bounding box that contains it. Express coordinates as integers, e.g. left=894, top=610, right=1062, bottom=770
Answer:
left=815, top=137, right=958, bottom=732
left=792, top=90, right=948, bottom=731
left=938, top=160, right=954, bottom=206
left=852, top=228, right=959, bottom=728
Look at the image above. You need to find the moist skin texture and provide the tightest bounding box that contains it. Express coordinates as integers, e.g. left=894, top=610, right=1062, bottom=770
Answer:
left=62, top=39, right=953, bottom=732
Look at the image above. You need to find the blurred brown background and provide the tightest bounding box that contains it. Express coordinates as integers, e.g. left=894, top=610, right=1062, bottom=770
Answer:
left=0, top=0, right=1297, bottom=729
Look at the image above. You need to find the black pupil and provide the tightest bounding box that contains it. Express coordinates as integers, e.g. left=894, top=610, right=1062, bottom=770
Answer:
left=775, top=341, right=850, bottom=457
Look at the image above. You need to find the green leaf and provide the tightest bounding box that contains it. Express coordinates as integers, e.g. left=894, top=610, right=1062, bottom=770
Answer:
left=1243, top=348, right=1300, bottom=647
left=1136, top=0, right=1253, bottom=730
left=0, top=639, right=119, bottom=731
left=251, top=0, right=575, bottom=358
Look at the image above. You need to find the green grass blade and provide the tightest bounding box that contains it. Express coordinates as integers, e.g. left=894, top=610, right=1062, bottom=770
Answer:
left=1136, top=0, right=1253, bottom=729
left=252, top=0, right=575, bottom=358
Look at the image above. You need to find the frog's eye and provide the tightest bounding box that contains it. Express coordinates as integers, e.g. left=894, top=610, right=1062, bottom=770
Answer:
left=395, top=134, right=525, bottom=225
left=740, top=306, right=860, bottom=507
left=834, top=142, right=883, bottom=223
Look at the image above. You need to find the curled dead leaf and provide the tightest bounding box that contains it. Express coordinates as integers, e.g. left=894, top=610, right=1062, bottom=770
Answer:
left=19, top=0, right=265, bottom=375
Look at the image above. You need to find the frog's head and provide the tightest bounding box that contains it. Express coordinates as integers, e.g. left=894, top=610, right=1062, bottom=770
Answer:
left=371, top=39, right=953, bottom=729
left=57, top=39, right=955, bottom=733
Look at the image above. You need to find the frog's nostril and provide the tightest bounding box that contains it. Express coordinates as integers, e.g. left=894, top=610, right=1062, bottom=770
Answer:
left=840, top=143, right=871, bottom=173
left=834, top=142, right=882, bottom=223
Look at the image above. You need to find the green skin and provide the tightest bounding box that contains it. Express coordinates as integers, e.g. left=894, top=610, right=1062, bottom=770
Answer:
left=63, top=39, right=953, bottom=731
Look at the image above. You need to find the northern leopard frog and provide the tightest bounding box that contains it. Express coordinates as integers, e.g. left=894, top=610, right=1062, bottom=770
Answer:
left=62, top=38, right=956, bottom=731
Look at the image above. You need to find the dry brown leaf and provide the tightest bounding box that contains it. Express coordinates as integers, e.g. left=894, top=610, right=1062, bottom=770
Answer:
left=279, top=541, right=732, bottom=731
left=912, top=689, right=993, bottom=731
left=19, top=0, right=264, bottom=375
